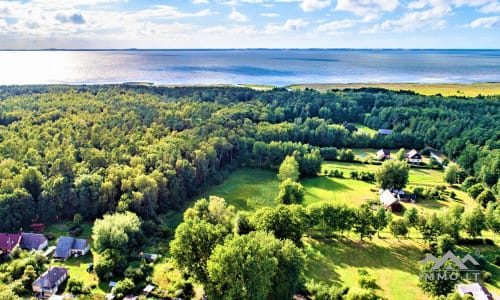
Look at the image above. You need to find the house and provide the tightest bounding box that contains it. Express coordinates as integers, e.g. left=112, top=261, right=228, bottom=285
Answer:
left=53, top=236, right=90, bottom=260
left=378, top=129, right=393, bottom=135
left=456, top=283, right=492, bottom=300
left=379, top=189, right=403, bottom=212
left=32, top=266, right=69, bottom=298
left=0, top=233, right=22, bottom=255
left=405, top=149, right=422, bottom=165
left=20, top=233, right=48, bottom=251
left=376, top=149, right=391, bottom=161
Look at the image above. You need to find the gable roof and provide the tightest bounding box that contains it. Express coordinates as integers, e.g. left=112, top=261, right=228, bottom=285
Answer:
left=54, top=236, right=74, bottom=258
left=0, top=233, right=22, bottom=253
left=406, top=149, right=420, bottom=158
left=456, top=283, right=492, bottom=300
left=73, top=238, right=88, bottom=251
left=380, top=189, right=398, bottom=207
left=32, top=267, right=68, bottom=289
left=20, top=233, right=47, bottom=250
left=54, top=236, right=89, bottom=258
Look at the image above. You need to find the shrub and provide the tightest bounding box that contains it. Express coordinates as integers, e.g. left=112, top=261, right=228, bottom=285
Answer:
left=483, top=271, right=492, bottom=283
left=358, top=276, right=377, bottom=289
left=113, top=278, right=135, bottom=299
left=66, top=278, right=89, bottom=295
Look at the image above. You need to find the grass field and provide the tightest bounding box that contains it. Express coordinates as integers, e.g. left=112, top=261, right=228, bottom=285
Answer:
left=202, top=164, right=499, bottom=299
left=288, top=82, right=500, bottom=97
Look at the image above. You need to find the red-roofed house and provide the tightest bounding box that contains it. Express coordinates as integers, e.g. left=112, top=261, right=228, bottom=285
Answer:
left=0, top=233, right=22, bottom=255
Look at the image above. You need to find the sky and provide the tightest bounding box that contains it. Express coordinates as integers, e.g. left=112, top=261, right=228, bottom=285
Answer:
left=0, top=0, right=499, bottom=49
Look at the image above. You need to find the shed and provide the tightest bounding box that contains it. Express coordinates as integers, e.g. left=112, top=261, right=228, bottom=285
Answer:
left=379, top=189, right=403, bottom=212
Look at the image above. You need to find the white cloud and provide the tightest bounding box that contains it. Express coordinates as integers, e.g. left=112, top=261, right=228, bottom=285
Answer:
left=479, top=1, right=500, bottom=13
left=265, top=18, right=308, bottom=33
left=468, top=15, right=500, bottom=27
left=193, top=0, right=209, bottom=4
left=336, top=0, right=399, bottom=16
left=316, top=18, right=358, bottom=31
left=229, top=8, right=249, bottom=22
left=261, top=13, right=279, bottom=17
left=300, top=0, right=331, bottom=12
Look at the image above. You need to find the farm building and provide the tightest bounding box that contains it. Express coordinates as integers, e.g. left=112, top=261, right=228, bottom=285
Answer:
left=405, top=149, right=422, bottom=165
left=53, top=236, right=90, bottom=260
left=32, top=266, right=68, bottom=298
left=20, top=233, right=48, bottom=251
left=379, top=189, right=403, bottom=212
left=376, top=149, right=391, bottom=161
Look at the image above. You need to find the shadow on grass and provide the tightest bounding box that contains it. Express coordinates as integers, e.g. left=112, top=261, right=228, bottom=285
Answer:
left=303, top=236, right=424, bottom=285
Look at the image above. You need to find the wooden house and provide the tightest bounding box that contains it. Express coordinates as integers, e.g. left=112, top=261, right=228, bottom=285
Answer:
left=53, top=236, right=90, bottom=260
left=379, top=189, right=403, bottom=212
left=376, top=149, right=391, bottom=161
left=405, top=149, right=422, bottom=165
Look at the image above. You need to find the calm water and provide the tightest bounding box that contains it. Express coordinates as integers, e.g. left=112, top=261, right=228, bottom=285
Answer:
left=0, top=49, right=499, bottom=85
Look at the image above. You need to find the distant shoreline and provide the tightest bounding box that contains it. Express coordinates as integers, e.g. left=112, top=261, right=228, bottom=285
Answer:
left=1, top=82, right=500, bottom=97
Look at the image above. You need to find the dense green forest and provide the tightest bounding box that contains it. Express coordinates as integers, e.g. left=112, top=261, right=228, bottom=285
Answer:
left=0, top=85, right=498, bottom=231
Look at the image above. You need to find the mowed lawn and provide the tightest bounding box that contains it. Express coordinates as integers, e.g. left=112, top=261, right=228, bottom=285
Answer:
left=202, top=168, right=280, bottom=211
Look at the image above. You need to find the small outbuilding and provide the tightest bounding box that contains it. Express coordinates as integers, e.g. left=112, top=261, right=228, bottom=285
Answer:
left=405, top=149, right=422, bottom=165
left=379, top=189, right=403, bottom=212
left=376, top=149, right=391, bottom=161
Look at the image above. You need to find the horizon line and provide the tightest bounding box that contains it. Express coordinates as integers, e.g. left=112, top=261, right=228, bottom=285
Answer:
left=1, top=48, right=500, bottom=51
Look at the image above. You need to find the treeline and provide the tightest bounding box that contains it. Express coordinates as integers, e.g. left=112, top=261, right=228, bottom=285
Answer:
left=0, top=86, right=498, bottom=230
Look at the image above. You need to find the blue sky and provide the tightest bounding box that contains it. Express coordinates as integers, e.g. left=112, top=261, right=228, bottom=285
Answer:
left=0, top=0, right=499, bottom=49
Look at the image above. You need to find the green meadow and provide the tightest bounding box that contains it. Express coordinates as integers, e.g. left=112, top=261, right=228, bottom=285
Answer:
left=202, top=162, right=499, bottom=299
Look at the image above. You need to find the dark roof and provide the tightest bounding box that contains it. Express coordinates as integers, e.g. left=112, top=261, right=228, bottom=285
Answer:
left=54, top=236, right=74, bottom=258
left=32, top=267, right=68, bottom=289
left=73, top=238, right=88, bottom=251
left=20, top=233, right=47, bottom=250
left=54, top=236, right=89, bottom=258
left=406, top=149, right=421, bottom=158
left=0, top=233, right=22, bottom=253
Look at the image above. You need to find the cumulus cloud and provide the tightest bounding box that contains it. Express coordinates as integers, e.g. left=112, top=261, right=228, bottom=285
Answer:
left=265, top=18, right=308, bottom=33
left=229, top=8, right=249, bottom=22
left=55, top=12, right=86, bottom=24
left=364, top=5, right=449, bottom=33
left=479, top=1, right=500, bottom=13
left=300, top=0, right=331, bottom=12
left=468, top=15, right=500, bottom=27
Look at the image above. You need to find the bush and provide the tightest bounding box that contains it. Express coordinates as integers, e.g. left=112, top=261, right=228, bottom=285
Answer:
left=358, top=276, right=378, bottom=289
left=66, top=278, right=89, bottom=295
left=483, top=271, right=492, bottom=283
left=113, top=278, right=135, bottom=299
left=125, top=266, right=145, bottom=283
left=467, top=183, right=485, bottom=199
left=436, top=234, right=455, bottom=255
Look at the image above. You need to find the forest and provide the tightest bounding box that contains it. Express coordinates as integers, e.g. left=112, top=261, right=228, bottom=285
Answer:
left=0, top=85, right=498, bottom=229
left=0, top=85, right=499, bottom=299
